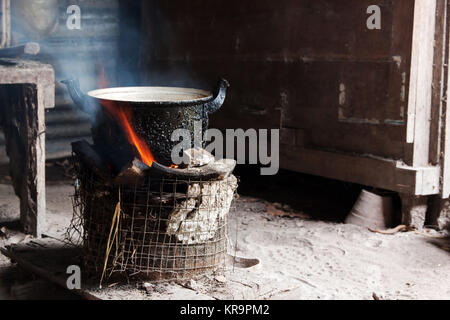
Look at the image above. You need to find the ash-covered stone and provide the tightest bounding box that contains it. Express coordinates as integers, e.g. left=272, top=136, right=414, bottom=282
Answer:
left=167, top=175, right=238, bottom=245
left=182, top=147, right=215, bottom=168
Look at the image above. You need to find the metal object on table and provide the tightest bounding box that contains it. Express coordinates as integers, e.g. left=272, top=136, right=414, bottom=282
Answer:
left=0, top=42, right=40, bottom=58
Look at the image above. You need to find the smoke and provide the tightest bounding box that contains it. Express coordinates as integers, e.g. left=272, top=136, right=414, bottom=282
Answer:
left=11, top=0, right=212, bottom=104
left=11, top=0, right=120, bottom=102
left=138, top=1, right=210, bottom=90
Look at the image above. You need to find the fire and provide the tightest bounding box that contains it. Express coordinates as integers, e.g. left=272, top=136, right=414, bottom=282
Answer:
left=98, top=63, right=108, bottom=89
left=98, top=63, right=155, bottom=166
left=101, top=100, right=155, bottom=167
left=116, top=110, right=155, bottom=166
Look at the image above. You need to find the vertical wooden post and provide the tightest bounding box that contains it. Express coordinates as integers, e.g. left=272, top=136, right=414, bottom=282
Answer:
left=406, top=0, right=437, bottom=167
left=0, top=84, right=46, bottom=237
left=400, top=194, right=428, bottom=229
left=440, top=0, right=450, bottom=198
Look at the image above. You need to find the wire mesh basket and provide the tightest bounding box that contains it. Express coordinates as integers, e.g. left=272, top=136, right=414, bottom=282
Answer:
left=69, top=155, right=237, bottom=284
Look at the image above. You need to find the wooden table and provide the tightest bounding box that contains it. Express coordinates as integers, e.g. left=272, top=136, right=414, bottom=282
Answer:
left=0, top=59, right=55, bottom=237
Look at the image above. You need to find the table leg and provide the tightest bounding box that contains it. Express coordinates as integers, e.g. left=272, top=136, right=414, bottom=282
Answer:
left=0, top=84, right=46, bottom=237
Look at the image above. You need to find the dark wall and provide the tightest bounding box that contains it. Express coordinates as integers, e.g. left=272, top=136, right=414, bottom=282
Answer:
left=118, top=0, right=142, bottom=86
left=140, top=0, right=414, bottom=160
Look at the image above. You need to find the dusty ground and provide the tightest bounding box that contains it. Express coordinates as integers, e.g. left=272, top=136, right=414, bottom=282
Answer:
left=0, top=166, right=449, bottom=300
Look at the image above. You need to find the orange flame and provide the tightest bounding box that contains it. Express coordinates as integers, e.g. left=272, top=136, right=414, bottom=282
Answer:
left=98, top=64, right=108, bottom=89
left=116, top=110, right=155, bottom=166
left=98, top=64, right=154, bottom=166
left=101, top=100, right=155, bottom=166
left=98, top=64, right=155, bottom=166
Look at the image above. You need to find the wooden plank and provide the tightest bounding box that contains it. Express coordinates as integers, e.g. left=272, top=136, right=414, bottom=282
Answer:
left=0, top=238, right=261, bottom=300
left=397, top=163, right=441, bottom=195
left=0, top=240, right=99, bottom=300
left=440, top=0, right=450, bottom=198
left=429, top=0, right=448, bottom=165
left=280, top=145, right=440, bottom=195
left=406, top=0, right=437, bottom=166
left=1, top=240, right=215, bottom=300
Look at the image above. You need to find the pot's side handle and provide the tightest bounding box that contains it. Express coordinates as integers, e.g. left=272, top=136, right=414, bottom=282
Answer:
left=205, top=78, right=230, bottom=114
left=61, top=78, right=87, bottom=111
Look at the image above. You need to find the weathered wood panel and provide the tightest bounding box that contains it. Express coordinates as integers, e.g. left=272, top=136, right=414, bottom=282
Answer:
left=405, top=0, right=437, bottom=166
left=0, top=85, right=45, bottom=236
left=439, top=0, right=450, bottom=198
left=280, top=144, right=440, bottom=195
left=141, top=0, right=415, bottom=160
left=0, top=60, right=54, bottom=237
left=429, top=0, right=448, bottom=165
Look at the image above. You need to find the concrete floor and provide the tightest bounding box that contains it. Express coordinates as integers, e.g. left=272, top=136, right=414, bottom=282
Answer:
left=0, top=170, right=449, bottom=300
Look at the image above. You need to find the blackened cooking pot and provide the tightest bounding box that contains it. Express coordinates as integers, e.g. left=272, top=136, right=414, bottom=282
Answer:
left=62, top=78, right=229, bottom=166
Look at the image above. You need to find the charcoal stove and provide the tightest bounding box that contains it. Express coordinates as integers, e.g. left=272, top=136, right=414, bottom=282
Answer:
left=67, top=79, right=237, bottom=285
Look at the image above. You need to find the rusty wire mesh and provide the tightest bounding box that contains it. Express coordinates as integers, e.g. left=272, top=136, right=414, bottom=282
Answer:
left=68, top=156, right=237, bottom=284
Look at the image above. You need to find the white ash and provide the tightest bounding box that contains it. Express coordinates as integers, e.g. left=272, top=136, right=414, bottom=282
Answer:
left=166, top=175, right=238, bottom=244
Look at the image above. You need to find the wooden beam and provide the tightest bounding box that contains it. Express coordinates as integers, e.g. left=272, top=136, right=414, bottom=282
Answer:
left=280, top=145, right=440, bottom=196
left=0, top=242, right=99, bottom=300
left=399, top=194, right=428, bottom=229
left=440, top=0, right=450, bottom=198
left=406, top=0, right=437, bottom=166
left=429, top=0, right=448, bottom=165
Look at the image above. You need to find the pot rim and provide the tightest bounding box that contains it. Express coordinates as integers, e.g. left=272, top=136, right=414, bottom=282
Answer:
left=87, top=86, right=213, bottom=105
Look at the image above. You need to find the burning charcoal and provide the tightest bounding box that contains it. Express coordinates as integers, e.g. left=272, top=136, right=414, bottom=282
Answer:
left=182, top=148, right=215, bottom=168
left=150, top=159, right=236, bottom=181
left=114, top=158, right=150, bottom=185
